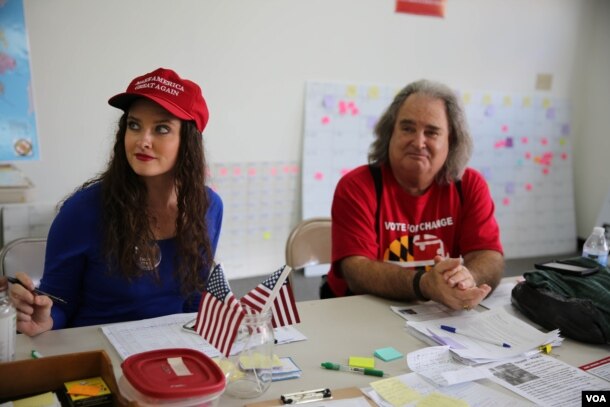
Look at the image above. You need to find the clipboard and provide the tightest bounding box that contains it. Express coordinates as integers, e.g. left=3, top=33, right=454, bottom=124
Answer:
left=244, top=387, right=376, bottom=406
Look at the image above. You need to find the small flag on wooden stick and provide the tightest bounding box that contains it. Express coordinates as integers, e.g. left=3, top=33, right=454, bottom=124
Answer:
left=194, top=263, right=245, bottom=357
left=241, top=265, right=300, bottom=328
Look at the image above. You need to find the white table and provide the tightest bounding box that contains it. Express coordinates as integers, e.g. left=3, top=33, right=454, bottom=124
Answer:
left=14, top=291, right=610, bottom=406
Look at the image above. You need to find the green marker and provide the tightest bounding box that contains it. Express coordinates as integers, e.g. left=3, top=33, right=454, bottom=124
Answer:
left=321, top=362, right=384, bottom=377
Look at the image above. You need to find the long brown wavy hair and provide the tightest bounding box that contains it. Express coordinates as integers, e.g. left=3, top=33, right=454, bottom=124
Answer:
left=78, top=113, right=213, bottom=294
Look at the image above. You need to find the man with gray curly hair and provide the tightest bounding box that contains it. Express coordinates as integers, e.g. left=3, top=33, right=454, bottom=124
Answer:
left=322, top=79, right=504, bottom=311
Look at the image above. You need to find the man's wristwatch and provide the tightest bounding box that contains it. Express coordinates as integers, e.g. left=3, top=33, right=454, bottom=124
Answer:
left=413, top=269, right=430, bottom=301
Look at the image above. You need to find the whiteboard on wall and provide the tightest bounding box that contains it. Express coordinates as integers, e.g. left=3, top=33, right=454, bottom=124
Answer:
left=302, top=81, right=576, bottom=260
left=210, top=161, right=299, bottom=279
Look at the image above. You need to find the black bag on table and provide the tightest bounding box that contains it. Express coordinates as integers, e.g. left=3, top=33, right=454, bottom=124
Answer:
left=511, top=257, right=610, bottom=344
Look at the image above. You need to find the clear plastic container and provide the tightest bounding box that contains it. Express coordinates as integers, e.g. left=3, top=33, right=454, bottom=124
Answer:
left=119, top=376, right=223, bottom=407
left=582, top=226, right=609, bottom=267
left=119, top=348, right=225, bottom=406
left=224, top=308, right=275, bottom=399
left=0, top=287, right=16, bottom=362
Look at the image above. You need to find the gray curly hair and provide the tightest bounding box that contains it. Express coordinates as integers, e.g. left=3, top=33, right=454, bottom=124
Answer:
left=368, top=79, right=473, bottom=185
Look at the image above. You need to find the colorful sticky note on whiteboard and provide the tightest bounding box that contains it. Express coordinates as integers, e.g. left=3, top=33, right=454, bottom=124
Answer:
left=322, top=95, right=335, bottom=109
left=368, top=86, right=380, bottom=99
left=346, top=85, right=357, bottom=98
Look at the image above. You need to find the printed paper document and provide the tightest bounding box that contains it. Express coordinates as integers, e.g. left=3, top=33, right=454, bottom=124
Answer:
left=406, top=308, right=561, bottom=364
left=489, top=353, right=610, bottom=406
left=101, top=312, right=306, bottom=360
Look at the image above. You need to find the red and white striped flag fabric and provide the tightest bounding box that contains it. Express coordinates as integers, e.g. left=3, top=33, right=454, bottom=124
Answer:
left=240, top=265, right=300, bottom=328
left=194, top=263, right=245, bottom=357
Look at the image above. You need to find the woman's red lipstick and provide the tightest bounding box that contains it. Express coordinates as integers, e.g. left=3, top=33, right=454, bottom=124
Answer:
left=135, top=153, right=154, bottom=161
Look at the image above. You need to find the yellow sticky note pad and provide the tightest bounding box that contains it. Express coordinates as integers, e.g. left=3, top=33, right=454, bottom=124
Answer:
left=239, top=353, right=282, bottom=369
left=216, top=359, right=245, bottom=381
left=348, top=356, right=375, bottom=369
left=13, top=392, right=59, bottom=407
left=64, top=376, right=111, bottom=403
left=370, top=377, right=421, bottom=406
left=417, top=392, right=468, bottom=407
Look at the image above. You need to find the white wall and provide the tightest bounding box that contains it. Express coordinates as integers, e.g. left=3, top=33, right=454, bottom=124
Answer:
left=12, top=0, right=606, bottom=245
left=573, top=0, right=610, bottom=238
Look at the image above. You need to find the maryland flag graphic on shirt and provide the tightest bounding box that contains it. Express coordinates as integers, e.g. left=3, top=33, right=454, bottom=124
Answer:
left=384, top=234, right=446, bottom=262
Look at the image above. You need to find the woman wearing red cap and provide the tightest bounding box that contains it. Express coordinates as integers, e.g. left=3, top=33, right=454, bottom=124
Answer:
left=9, top=68, right=223, bottom=336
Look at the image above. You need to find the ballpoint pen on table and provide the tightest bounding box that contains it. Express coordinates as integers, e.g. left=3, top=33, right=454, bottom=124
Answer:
left=321, top=362, right=384, bottom=377
left=440, top=325, right=511, bottom=348
left=6, top=276, right=67, bottom=304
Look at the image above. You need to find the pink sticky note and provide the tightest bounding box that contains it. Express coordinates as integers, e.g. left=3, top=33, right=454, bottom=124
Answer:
left=321, top=116, right=330, bottom=125
left=502, top=197, right=510, bottom=206
left=525, top=183, right=533, bottom=191
left=542, top=167, right=550, bottom=175
left=314, top=172, right=324, bottom=181
left=501, top=124, right=509, bottom=133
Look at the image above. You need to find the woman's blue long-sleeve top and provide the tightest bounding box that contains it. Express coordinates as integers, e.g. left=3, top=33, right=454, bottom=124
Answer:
left=38, top=182, right=223, bottom=329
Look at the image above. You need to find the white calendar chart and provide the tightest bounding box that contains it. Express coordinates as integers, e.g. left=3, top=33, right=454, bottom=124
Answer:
left=302, top=81, right=576, bottom=259
left=210, top=161, right=299, bottom=279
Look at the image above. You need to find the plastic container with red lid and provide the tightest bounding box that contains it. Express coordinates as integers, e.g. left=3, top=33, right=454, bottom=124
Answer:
left=119, top=348, right=226, bottom=406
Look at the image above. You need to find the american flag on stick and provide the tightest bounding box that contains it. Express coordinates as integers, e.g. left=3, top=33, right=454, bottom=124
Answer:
left=241, top=265, right=300, bottom=328
left=194, top=263, right=245, bottom=357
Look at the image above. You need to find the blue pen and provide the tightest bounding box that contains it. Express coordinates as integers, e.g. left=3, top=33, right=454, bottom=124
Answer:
left=440, top=325, right=511, bottom=348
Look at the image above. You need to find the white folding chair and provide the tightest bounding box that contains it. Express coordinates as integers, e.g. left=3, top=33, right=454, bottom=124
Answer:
left=285, top=217, right=332, bottom=270
left=0, top=237, right=47, bottom=286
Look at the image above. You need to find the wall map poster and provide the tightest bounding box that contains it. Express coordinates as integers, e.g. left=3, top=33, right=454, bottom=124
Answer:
left=302, top=81, right=576, bottom=259
left=0, top=0, right=39, bottom=161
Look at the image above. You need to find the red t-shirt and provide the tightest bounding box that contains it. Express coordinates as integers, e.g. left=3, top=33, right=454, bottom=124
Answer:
left=326, top=164, right=503, bottom=296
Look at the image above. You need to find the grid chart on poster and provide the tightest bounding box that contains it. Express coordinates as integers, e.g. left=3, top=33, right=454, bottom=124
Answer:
left=210, top=162, right=299, bottom=279
left=302, top=81, right=576, bottom=259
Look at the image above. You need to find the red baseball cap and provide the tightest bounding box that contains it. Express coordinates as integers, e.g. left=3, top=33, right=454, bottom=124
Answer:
left=108, top=68, right=209, bottom=133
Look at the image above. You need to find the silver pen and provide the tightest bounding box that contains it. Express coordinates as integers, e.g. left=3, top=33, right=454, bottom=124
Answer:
left=6, top=276, right=68, bottom=304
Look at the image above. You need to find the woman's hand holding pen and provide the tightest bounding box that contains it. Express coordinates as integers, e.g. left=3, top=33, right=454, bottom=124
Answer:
left=8, top=271, right=54, bottom=336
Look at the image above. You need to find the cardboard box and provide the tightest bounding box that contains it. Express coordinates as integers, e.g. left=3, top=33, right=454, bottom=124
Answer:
left=0, top=350, right=135, bottom=406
